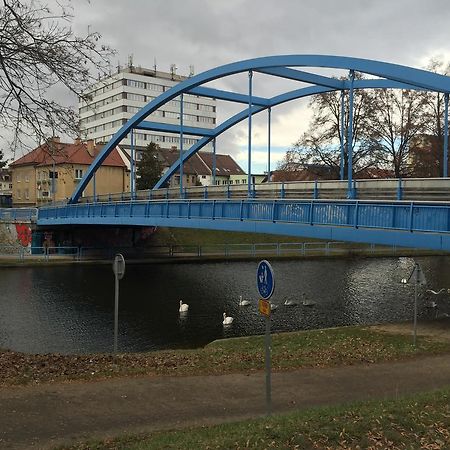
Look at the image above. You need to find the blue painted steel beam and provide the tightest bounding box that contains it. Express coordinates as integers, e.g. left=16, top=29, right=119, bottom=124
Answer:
left=347, top=70, right=355, bottom=198
left=70, top=55, right=450, bottom=203
left=189, top=86, right=270, bottom=107
left=136, top=121, right=215, bottom=137
left=444, top=93, right=449, bottom=178
left=257, top=67, right=345, bottom=89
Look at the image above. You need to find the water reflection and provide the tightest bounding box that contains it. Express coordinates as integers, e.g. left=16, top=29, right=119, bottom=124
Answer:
left=0, top=256, right=449, bottom=354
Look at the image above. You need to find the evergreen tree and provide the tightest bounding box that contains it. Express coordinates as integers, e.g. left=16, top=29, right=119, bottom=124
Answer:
left=136, top=143, right=163, bottom=190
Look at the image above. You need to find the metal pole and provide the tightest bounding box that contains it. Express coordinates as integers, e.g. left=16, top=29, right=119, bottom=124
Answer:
left=265, top=315, right=272, bottom=416
left=212, top=137, right=216, bottom=186
left=180, top=93, right=184, bottom=197
left=267, top=107, right=271, bottom=183
left=347, top=70, right=355, bottom=198
left=93, top=173, right=96, bottom=202
left=340, top=90, right=345, bottom=181
left=130, top=129, right=135, bottom=197
left=444, top=93, right=449, bottom=178
left=414, top=266, right=418, bottom=347
left=247, top=70, right=253, bottom=197
left=114, top=272, right=119, bottom=352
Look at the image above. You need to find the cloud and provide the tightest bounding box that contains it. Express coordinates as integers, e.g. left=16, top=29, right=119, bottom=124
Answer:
left=8, top=0, right=450, bottom=164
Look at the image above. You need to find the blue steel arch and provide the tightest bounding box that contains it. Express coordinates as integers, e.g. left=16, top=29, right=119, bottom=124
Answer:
left=70, top=55, right=450, bottom=203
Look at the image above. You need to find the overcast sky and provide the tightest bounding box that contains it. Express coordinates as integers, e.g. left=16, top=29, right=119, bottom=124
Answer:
left=65, top=0, right=450, bottom=172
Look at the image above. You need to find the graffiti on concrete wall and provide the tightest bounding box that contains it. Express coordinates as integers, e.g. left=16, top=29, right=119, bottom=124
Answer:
left=15, top=224, right=32, bottom=247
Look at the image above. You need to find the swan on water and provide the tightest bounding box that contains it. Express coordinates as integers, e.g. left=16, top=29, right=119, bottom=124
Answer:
left=426, top=288, right=450, bottom=295
left=223, top=312, right=234, bottom=325
left=179, top=300, right=189, bottom=312
left=284, top=298, right=298, bottom=306
left=269, top=302, right=278, bottom=311
left=239, top=295, right=251, bottom=306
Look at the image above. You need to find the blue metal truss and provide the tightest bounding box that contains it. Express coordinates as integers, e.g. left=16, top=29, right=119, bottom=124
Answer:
left=38, top=199, right=450, bottom=251
left=70, top=54, right=450, bottom=204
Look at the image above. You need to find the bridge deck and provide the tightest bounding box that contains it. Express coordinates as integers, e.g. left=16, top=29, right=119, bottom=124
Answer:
left=37, top=198, right=450, bottom=252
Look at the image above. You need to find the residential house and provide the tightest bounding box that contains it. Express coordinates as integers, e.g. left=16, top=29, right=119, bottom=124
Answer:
left=138, top=147, right=246, bottom=188
left=9, top=138, right=129, bottom=206
left=0, top=168, right=12, bottom=206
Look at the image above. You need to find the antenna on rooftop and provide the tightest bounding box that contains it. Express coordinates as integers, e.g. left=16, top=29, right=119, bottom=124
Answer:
left=170, top=64, right=177, bottom=80
left=153, top=57, right=157, bottom=74
left=189, top=65, right=195, bottom=77
left=128, top=54, right=134, bottom=70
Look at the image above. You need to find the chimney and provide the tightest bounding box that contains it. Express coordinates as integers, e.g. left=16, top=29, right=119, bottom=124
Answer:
left=74, top=137, right=81, bottom=145
left=86, top=139, right=95, bottom=157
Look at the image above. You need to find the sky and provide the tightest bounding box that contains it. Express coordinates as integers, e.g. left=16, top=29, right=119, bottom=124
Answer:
left=54, top=0, right=450, bottom=172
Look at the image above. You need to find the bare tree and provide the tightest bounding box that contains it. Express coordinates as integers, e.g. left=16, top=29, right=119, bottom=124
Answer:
left=365, top=89, right=427, bottom=177
left=0, top=0, right=114, bottom=157
left=413, top=58, right=450, bottom=177
left=280, top=74, right=378, bottom=179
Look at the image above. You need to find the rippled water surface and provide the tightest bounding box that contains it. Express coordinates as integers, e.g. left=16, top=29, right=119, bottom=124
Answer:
left=1, top=256, right=450, bottom=354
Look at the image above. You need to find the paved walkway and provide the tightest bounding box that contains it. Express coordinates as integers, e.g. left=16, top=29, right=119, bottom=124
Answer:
left=1, top=354, right=450, bottom=450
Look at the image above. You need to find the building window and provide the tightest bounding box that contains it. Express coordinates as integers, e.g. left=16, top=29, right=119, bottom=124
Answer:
left=16, top=175, right=21, bottom=183
left=75, top=169, right=83, bottom=179
left=24, top=188, right=29, bottom=199
left=201, top=175, right=206, bottom=179
left=24, top=175, right=29, bottom=182
left=174, top=175, right=180, bottom=185
left=17, top=189, right=21, bottom=199
left=49, top=171, right=58, bottom=179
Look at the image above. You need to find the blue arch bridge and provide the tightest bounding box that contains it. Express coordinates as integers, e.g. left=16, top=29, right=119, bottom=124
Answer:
left=37, top=55, right=450, bottom=252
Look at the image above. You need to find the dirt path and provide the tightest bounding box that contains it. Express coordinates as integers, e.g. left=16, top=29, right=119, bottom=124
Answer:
left=1, top=353, right=450, bottom=450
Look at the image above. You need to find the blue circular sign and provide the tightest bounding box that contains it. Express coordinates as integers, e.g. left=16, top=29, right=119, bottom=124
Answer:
left=257, top=260, right=275, bottom=299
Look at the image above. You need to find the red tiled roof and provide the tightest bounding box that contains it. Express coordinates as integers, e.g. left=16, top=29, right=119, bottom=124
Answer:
left=198, top=153, right=245, bottom=175
left=10, top=141, right=126, bottom=168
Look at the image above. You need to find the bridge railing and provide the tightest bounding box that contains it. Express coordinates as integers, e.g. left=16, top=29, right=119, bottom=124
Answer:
left=75, top=177, right=450, bottom=204
left=0, top=207, right=37, bottom=221
left=38, top=197, right=450, bottom=236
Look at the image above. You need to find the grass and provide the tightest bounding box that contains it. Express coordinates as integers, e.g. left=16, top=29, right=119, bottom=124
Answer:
left=2, top=326, right=450, bottom=386
left=61, top=387, right=450, bottom=449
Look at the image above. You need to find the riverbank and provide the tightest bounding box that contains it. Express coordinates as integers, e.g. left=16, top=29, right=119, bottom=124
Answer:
left=0, top=246, right=443, bottom=268
left=2, top=321, right=450, bottom=387
left=2, top=321, right=450, bottom=449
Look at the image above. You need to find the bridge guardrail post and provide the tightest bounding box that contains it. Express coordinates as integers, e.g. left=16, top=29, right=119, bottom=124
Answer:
left=197, top=245, right=201, bottom=257
left=313, top=180, right=318, bottom=199
left=397, top=177, right=403, bottom=200
left=204, top=186, right=208, bottom=199
left=280, top=182, right=285, bottom=199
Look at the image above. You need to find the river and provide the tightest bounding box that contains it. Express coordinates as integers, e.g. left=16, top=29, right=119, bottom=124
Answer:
left=1, top=256, right=449, bottom=354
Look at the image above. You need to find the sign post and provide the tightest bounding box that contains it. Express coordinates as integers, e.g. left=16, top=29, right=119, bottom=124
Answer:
left=403, top=261, right=426, bottom=346
left=257, top=260, right=275, bottom=416
left=112, top=253, right=126, bottom=353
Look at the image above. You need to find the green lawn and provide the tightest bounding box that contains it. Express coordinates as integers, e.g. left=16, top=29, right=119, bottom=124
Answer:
left=62, top=387, right=450, bottom=449
left=2, top=326, right=449, bottom=386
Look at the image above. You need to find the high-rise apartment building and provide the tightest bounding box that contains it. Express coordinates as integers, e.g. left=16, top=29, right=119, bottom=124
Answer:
left=78, top=65, right=217, bottom=152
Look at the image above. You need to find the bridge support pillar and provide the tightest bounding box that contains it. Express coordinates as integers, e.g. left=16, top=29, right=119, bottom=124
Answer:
left=347, top=70, right=355, bottom=199
left=444, top=93, right=449, bottom=178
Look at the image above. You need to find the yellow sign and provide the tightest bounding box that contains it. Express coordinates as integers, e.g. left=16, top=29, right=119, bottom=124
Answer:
left=259, top=299, right=271, bottom=317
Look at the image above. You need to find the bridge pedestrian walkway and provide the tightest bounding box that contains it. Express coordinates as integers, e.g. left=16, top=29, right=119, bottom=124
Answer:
left=1, top=325, right=450, bottom=449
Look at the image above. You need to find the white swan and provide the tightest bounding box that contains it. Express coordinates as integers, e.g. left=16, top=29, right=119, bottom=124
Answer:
left=269, top=303, right=278, bottom=311
left=427, top=288, right=449, bottom=295
left=284, top=299, right=298, bottom=306
left=179, top=300, right=189, bottom=312
left=239, top=295, right=251, bottom=306
left=302, top=294, right=316, bottom=306
left=223, top=312, right=233, bottom=325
